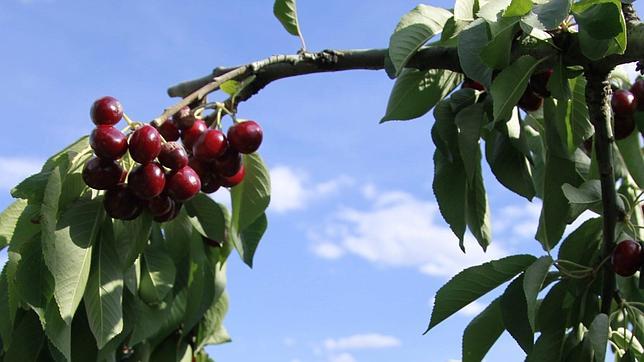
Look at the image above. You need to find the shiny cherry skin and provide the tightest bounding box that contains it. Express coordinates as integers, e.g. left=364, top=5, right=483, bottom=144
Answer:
left=166, top=166, right=201, bottom=201
left=147, top=194, right=174, bottom=217
left=220, top=164, right=245, bottom=187
left=82, top=157, right=126, bottom=190
left=173, top=106, right=196, bottom=130
left=193, top=129, right=227, bottom=161
left=104, top=184, right=143, bottom=220
left=182, top=119, right=207, bottom=151
left=158, top=142, right=189, bottom=170
left=227, top=121, right=263, bottom=154
left=612, top=239, right=643, bottom=277
left=518, top=90, right=544, bottom=112
left=529, top=68, right=554, bottom=98
left=127, top=163, right=166, bottom=200
left=614, top=114, right=636, bottom=140
left=188, top=157, right=209, bottom=179
left=90, top=96, right=123, bottom=126
left=629, top=79, right=644, bottom=111
left=200, top=174, right=221, bottom=194
left=90, top=126, right=128, bottom=160
left=214, top=147, right=242, bottom=177
left=611, top=89, right=638, bottom=116
left=153, top=118, right=180, bottom=142
left=129, top=125, right=162, bottom=164
left=461, top=79, right=485, bottom=91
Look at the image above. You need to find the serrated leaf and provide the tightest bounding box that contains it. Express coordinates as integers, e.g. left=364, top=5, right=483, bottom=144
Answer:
left=588, top=313, right=608, bottom=362
left=381, top=69, right=462, bottom=122
left=231, top=213, right=267, bottom=268
left=113, top=213, right=152, bottom=270
left=491, top=55, right=543, bottom=123
left=480, top=18, right=518, bottom=70
left=186, top=193, right=229, bottom=242
left=220, top=80, right=240, bottom=96
left=139, top=242, right=176, bottom=305
left=43, top=300, right=71, bottom=361
left=477, top=0, right=512, bottom=22
left=523, top=256, right=553, bottom=331
left=84, top=219, right=124, bottom=349
left=454, top=0, right=476, bottom=21
left=500, top=274, right=533, bottom=353
left=433, top=150, right=467, bottom=249
left=388, top=4, right=452, bottom=75
left=426, top=254, right=536, bottom=332
left=197, top=293, right=231, bottom=350
left=0, top=266, right=16, bottom=349
left=558, top=217, right=602, bottom=266
left=462, top=298, right=504, bottom=362
left=485, top=129, right=536, bottom=200
left=458, top=19, right=493, bottom=88
left=522, top=0, right=572, bottom=30
left=273, top=0, right=302, bottom=36
left=465, top=152, right=492, bottom=251
left=0, top=199, right=40, bottom=250
left=574, top=0, right=626, bottom=60
left=11, top=171, right=50, bottom=202
left=504, top=0, right=533, bottom=17
left=526, top=328, right=566, bottom=361
left=455, top=103, right=485, bottom=185
left=15, top=235, right=53, bottom=310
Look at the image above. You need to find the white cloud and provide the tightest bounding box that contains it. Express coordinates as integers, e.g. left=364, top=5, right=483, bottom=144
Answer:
left=0, top=157, right=42, bottom=190
left=615, top=62, right=639, bottom=83
left=270, top=166, right=353, bottom=213
left=310, top=187, right=508, bottom=277
left=324, top=333, right=401, bottom=351
left=328, top=353, right=357, bottom=362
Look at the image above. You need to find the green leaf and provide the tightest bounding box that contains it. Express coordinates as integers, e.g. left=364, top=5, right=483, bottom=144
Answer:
left=70, top=304, right=98, bottom=362
left=273, top=0, right=303, bottom=36
left=15, top=235, right=54, bottom=310
left=186, top=193, right=229, bottom=242
left=537, top=281, right=571, bottom=333
left=197, top=292, right=231, bottom=350
left=11, top=171, right=50, bottom=202
left=557, top=218, right=602, bottom=266
left=183, top=234, right=216, bottom=333
left=465, top=154, right=492, bottom=251
left=462, top=298, right=504, bottom=362
left=433, top=150, right=467, bottom=249
left=610, top=328, right=643, bottom=360
left=42, top=136, right=90, bottom=172
left=491, top=55, right=543, bottom=123
left=42, top=191, right=104, bottom=324
left=0, top=266, right=16, bottom=349
left=454, top=0, right=476, bottom=21
left=458, top=19, right=493, bottom=88
left=5, top=311, right=45, bottom=361
left=616, top=131, right=644, bottom=188
left=526, top=328, right=566, bottom=361
left=588, top=313, right=608, bottom=362
left=163, top=209, right=193, bottom=263
left=485, top=129, right=536, bottom=200
left=220, top=80, right=241, bottom=96
left=480, top=18, right=517, bottom=70
left=504, top=0, right=533, bottom=17
left=84, top=219, right=124, bottom=349
left=113, top=213, right=153, bottom=270
left=388, top=4, right=452, bottom=75
left=522, top=0, right=572, bottom=30
left=500, top=274, right=533, bottom=353
left=0, top=199, right=40, bottom=250
left=574, top=0, right=626, bottom=60
left=231, top=213, right=268, bottom=268
left=43, top=300, right=71, bottom=361
left=426, top=254, right=536, bottom=332
left=139, top=242, right=176, bottom=305
left=455, top=103, right=485, bottom=185
left=523, top=256, right=553, bottom=331
left=381, top=69, right=462, bottom=122
left=478, top=0, right=512, bottom=22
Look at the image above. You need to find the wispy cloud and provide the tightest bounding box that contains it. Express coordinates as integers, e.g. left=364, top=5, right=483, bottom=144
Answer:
left=0, top=156, right=42, bottom=190
left=324, top=333, right=401, bottom=351
left=328, top=353, right=357, bottom=362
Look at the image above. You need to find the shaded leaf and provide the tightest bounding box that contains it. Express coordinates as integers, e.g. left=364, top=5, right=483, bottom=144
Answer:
left=490, top=55, right=542, bottom=123
left=523, top=256, right=553, bottom=331
left=462, top=297, right=504, bottom=362
left=273, top=0, right=303, bottom=36
left=501, top=274, right=533, bottom=353
left=588, top=313, right=608, bottom=362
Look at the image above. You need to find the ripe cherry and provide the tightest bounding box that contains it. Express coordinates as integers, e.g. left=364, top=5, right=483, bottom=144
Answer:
left=153, top=201, right=182, bottom=223
left=166, top=166, right=201, bottom=201
left=173, top=106, right=196, bottom=130
left=518, top=90, right=544, bottom=112
left=90, top=126, right=128, bottom=160
left=182, top=119, right=207, bottom=151
left=200, top=174, right=221, bottom=194
left=188, top=157, right=209, bottom=179
left=153, top=118, right=180, bottom=142
left=90, top=96, right=123, bottom=126
left=614, top=114, right=636, bottom=140
left=147, top=194, right=174, bottom=217
left=193, top=129, right=227, bottom=161
left=611, top=89, right=637, bottom=116
left=158, top=142, right=189, bottom=170
left=214, top=147, right=242, bottom=177
left=82, top=157, right=126, bottom=190
left=129, top=125, right=162, bottom=164
left=529, top=68, right=554, bottom=98
left=220, top=164, right=245, bottom=187
left=227, top=121, right=263, bottom=154
left=461, top=78, right=485, bottom=91
left=128, top=162, right=166, bottom=200
left=612, top=239, right=642, bottom=277
left=629, top=79, right=644, bottom=111
left=104, top=184, right=143, bottom=220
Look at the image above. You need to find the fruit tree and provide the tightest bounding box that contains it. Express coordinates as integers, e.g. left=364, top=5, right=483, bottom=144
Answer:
left=1, top=0, right=644, bottom=361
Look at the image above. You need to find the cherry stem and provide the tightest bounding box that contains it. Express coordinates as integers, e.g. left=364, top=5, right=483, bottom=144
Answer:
left=123, top=113, right=135, bottom=127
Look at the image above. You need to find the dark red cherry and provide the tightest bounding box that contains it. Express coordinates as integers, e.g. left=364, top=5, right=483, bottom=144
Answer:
left=90, top=126, right=128, bottom=160
left=129, top=125, right=162, bottom=164
left=227, top=121, right=263, bottom=154
left=158, top=142, right=189, bottom=170
left=153, top=202, right=182, bottom=222
left=461, top=78, right=485, bottom=91
left=220, top=164, right=245, bottom=187
left=529, top=68, right=554, bottom=98
left=611, top=89, right=637, bottom=116
left=127, top=163, right=166, bottom=200
left=90, top=96, right=123, bottom=126
left=629, top=79, right=644, bottom=111
left=214, top=147, right=242, bottom=177
left=612, top=239, right=643, bottom=277
left=166, top=166, right=201, bottom=201
left=193, top=129, right=227, bottom=161
left=173, top=106, right=196, bottom=130
left=82, top=157, right=126, bottom=190
left=200, top=174, right=221, bottom=194
left=614, top=114, right=636, bottom=140
left=188, top=157, right=210, bottom=179
left=104, top=184, right=143, bottom=220
left=182, top=119, right=207, bottom=151
left=147, top=194, right=174, bottom=217
left=153, top=118, right=180, bottom=142
left=518, top=90, right=544, bottom=112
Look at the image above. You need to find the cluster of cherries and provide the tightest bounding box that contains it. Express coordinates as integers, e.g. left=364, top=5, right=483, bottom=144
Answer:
left=611, top=239, right=643, bottom=277
left=610, top=79, right=643, bottom=140
left=82, top=96, right=263, bottom=222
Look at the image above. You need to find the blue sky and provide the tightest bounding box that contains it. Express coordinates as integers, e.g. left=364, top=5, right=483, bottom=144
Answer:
left=0, top=1, right=641, bottom=361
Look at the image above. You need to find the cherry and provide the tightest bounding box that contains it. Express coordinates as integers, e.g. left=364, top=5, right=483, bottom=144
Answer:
left=90, top=126, right=128, bottom=160
left=612, top=239, right=642, bottom=277
left=461, top=78, right=485, bottom=91
left=630, top=79, right=644, bottom=111
left=128, top=162, right=166, bottom=200
left=153, top=118, right=180, bottom=142
left=611, top=89, right=637, bottom=116
left=518, top=89, right=543, bottom=112
left=193, top=129, right=227, bottom=161
left=90, top=96, right=123, bottom=126
left=227, top=121, right=263, bottom=154
left=220, top=164, right=245, bottom=187
left=214, top=147, right=242, bottom=177
left=614, top=114, right=636, bottom=140
left=166, top=166, right=201, bottom=201
left=129, top=125, right=162, bottom=164
left=188, top=157, right=210, bottom=179
left=529, top=68, right=554, bottom=98
left=173, top=106, right=196, bottom=130
left=147, top=194, right=174, bottom=217
left=200, top=174, right=221, bottom=194
left=82, top=157, right=126, bottom=190
left=158, top=142, right=189, bottom=170
left=182, top=119, right=207, bottom=151
left=104, top=184, right=143, bottom=220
